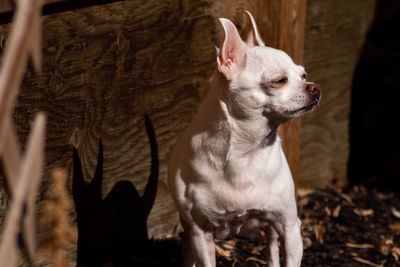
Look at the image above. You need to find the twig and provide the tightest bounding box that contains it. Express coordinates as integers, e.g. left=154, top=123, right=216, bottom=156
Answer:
left=0, top=114, right=46, bottom=267
left=0, top=0, right=44, bottom=265
left=352, top=256, right=383, bottom=267
left=0, top=0, right=43, bottom=191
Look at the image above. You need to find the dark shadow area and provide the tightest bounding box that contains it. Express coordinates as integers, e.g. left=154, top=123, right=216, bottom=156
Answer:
left=348, top=0, right=400, bottom=191
left=0, top=0, right=122, bottom=24
left=72, top=114, right=181, bottom=267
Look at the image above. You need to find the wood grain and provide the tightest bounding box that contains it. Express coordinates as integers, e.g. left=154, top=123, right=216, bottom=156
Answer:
left=276, top=0, right=307, bottom=184
left=0, top=0, right=364, bottom=248
left=0, top=0, right=310, bottom=239
left=299, top=0, right=376, bottom=188
left=1, top=0, right=217, bottom=239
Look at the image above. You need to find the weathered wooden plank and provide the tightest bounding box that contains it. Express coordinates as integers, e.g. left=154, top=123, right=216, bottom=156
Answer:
left=0, top=1, right=311, bottom=249
left=299, top=0, right=376, bottom=187
left=276, top=0, right=307, bottom=184
left=1, top=0, right=217, bottom=239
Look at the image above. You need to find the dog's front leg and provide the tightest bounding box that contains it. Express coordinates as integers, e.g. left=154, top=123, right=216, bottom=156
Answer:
left=265, top=225, right=280, bottom=267
left=188, top=224, right=216, bottom=267
left=273, top=218, right=303, bottom=267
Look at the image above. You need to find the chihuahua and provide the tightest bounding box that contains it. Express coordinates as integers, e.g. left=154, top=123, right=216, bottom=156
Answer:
left=168, top=11, right=320, bottom=267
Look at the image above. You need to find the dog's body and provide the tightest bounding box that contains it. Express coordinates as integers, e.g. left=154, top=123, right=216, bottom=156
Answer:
left=168, top=12, right=320, bottom=267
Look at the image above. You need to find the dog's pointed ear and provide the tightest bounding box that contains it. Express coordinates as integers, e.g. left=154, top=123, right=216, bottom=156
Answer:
left=244, top=10, right=265, bottom=47
left=218, top=18, right=247, bottom=80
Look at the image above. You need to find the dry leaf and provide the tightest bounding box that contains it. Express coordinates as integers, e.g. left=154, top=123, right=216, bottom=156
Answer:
left=324, top=207, right=332, bottom=217
left=346, top=243, right=374, bottom=249
left=352, top=257, right=382, bottom=267
left=391, top=207, right=400, bottom=219
left=220, top=239, right=236, bottom=250
left=391, top=246, right=400, bottom=261
left=314, top=223, right=324, bottom=244
left=332, top=205, right=341, bottom=218
left=215, top=244, right=232, bottom=259
left=246, top=256, right=267, bottom=265
left=303, top=237, right=312, bottom=249
left=334, top=189, right=352, bottom=204
left=337, top=225, right=348, bottom=232
left=379, top=236, right=393, bottom=255
left=250, top=245, right=265, bottom=255
left=354, top=209, right=374, bottom=217
left=259, top=228, right=266, bottom=238
left=389, top=223, right=400, bottom=233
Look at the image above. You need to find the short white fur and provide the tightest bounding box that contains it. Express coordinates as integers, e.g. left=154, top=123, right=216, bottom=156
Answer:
left=168, top=11, right=320, bottom=267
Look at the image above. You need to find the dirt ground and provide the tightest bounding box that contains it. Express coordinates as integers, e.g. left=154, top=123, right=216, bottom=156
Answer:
left=107, top=186, right=400, bottom=267
left=214, top=186, right=400, bottom=267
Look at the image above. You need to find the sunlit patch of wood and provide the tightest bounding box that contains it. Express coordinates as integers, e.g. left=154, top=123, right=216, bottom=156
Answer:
left=38, top=168, right=76, bottom=267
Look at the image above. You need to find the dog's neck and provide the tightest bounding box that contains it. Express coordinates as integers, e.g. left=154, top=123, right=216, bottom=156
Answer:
left=195, top=72, right=281, bottom=157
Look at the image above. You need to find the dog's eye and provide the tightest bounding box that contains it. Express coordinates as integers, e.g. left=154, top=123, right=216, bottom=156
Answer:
left=273, top=77, right=288, bottom=85
left=302, top=73, right=307, bottom=79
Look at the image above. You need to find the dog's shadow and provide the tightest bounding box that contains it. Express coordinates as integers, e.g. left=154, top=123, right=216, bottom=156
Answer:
left=72, top=114, right=181, bottom=267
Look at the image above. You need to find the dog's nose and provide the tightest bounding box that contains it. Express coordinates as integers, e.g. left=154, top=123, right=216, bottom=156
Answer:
left=306, top=83, right=321, bottom=99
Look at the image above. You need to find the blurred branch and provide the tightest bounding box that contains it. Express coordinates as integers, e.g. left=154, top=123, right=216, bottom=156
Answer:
left=0, top=0, right=44, bottom=266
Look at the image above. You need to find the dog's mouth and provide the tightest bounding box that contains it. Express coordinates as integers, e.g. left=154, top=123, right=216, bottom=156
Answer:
left=286, top=100, right=319, bottom=117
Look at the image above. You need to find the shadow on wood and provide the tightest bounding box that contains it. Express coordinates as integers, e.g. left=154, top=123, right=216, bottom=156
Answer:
left=348, top=0, right=400, bottom=191
left=72, top=114, right=180, bottom=267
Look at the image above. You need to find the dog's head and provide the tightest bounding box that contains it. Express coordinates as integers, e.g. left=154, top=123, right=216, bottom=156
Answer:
left=216, top=11, right=320, bottom=121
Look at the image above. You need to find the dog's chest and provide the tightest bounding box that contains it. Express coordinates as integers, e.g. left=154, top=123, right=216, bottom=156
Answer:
left=189, top=143, right=290, bottom=234
left=194, top=146, right=283, bottom=208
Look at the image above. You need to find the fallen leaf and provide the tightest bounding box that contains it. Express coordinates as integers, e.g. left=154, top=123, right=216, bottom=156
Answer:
left=332, top=205, right=341, bottom=218
left=337, top=225, right=348, bottom=232
left=215, top=244, right=232, bottom=259
left=314, top=223, right=324, bottom=244
left=334, top=189, right=353, bottom=204
left=392, top=246, right=400, bottom=261
left=259, top=228, right=266, bottom=238
left=352, top=257, right=383, bottom=267
left=379, top=236, right=393, bottom=255
left=250, top=244, right=265, bottom=255
left=225, top=239, right=237, bottom=246
left=246, top=256, right=267, bottom=265
left=346, top=243, right=374, bottom=249
left=324, top=207, right=332, bottom=217
left=391, top=207, right=400, bottom=219
left=220, top=240, right=235, bottom=250
left=389, top=223, right=400, bottom=233
left=303, top=237, right=312, bottom=249
left=354, top=208, right=374, bottom=217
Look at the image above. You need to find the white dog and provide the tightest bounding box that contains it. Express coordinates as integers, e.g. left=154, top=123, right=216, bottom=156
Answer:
left=168, top=11, right=320, bottom=267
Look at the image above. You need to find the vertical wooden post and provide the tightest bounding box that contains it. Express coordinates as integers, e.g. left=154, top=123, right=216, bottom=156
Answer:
left=262, top=0, right=307, bottom=184
left=212, top=0, right=307, bottom=183
left=276, top=0, right=307, bottom=184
